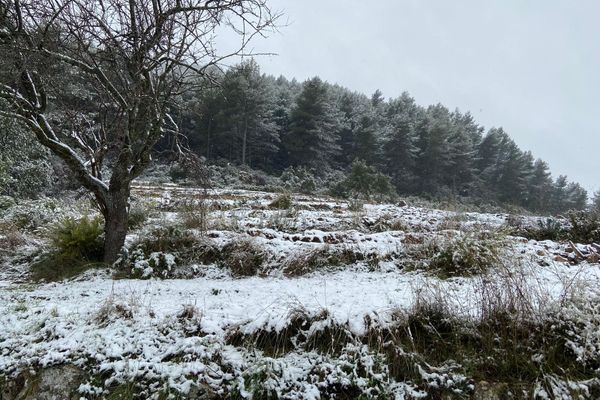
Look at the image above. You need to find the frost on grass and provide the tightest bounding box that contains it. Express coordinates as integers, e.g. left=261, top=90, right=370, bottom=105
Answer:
left=2, top=184, right=600, bottom=398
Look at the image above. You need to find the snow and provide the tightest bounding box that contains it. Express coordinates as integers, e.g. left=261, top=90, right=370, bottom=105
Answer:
left=1, top=183, right=600, bottom=398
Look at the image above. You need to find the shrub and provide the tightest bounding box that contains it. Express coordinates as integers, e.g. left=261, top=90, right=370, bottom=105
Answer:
left=567, top=210, right=600, bottom=244
left=127, top=203, right=150, bottom=230
left=0, top=116, right=54, bottom=199
left=3, top=197, right=63, bottom=231
left=281, top=166, right=317, bottom=194
left=365, top=214, right=410, bottom=232
left=0, top=224, right=26, bottom=255
left=333, top=159, right=396, bottom=201
left=50, top=215, right=104, bottom=260
left=437, top=213, right=469, bottom=231
left=30, top=215, right=105, bottom=281
left=95, top=295, right=137, bottom=325
left=509, top=217, right=567, bottom=241
left=180, top=200, right=209, bottom=231
left=282, top=247, right=363, bottom=277
left=414, top=232, right=503, bottom=278
left=116, top=226, right=219, bottom=279
left=269, top=192, right=293, bottom=210
left=168, top=155, right=210, bottom=186
left=220, top=239, right=266, bottom=277
left=529, top=218, right=567, bottom=241
left=0, top=195, right=16, bottom=211
left=265, top=208, right=298, bottom=231
left=347, top=198, right=364, bottom=212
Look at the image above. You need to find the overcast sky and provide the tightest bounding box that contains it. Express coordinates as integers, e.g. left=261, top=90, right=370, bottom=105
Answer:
left=222, top=0, right=598, bottom=194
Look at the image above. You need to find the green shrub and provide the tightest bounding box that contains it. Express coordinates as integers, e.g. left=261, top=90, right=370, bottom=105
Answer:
left=50, top=215, right=104, bottom=261
left=332, top=159, right=396, bottom=201
left=423, top=233, right=502, bottom=278
left=31, top=215, right=105, bottom=281
left=4, top=198, right=63, bottom=231
left=567, top=210, right=600, bottom=244
left=127, top=203, right=149, bottom=230
left=115, top=226, right=219, bottom=279
left=0, top=195, right=16, bottom=211
left=269, top=192, right=293, bottom=210
left=281, top=166, right=318, bottom=194
left=347, top=198, right=364, bottom=212
left=529, top=218, right=567, bottom=241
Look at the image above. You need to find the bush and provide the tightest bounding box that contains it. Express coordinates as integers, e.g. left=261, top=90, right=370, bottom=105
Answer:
left=281, top=166, right=318, bottom=194
left=0, top=224, right=26, bottom=256
left=180, top=200, right=209, bottom=231
left=332, top=159, right=396, bottom=201
left=269, top=192, right=293, bottom=210
left=0, top=195, right=16, bottom=211
left=347, top=198, right=364, bottom=212
left=50, top=215, right=104, bottom=261
left=168, top=155, right=210, bottom=186
left=409, top=232, right=503, bottom=278
left=0, top=115, right=54, bottom=199
left=127, top=203, right=150, bottom=230
left=567, top=210, right=600, bottom=244
left=282, top=247, right=363, bottom=277
left=220, top=239, right=266, bottom=277
left=30, top=215, right=105, bottom=281
left=2, top=197, right=63, bottom=231
left=116, top=226, right=219, bottom=279
left=527, top=218, right=567, bottom=241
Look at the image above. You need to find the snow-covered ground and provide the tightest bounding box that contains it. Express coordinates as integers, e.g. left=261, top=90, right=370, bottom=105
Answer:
left=1, top=184, right=599, bottom=399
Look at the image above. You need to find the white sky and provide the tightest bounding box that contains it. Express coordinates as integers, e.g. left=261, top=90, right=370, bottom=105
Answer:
left=220, top=0, right=599, bottom=194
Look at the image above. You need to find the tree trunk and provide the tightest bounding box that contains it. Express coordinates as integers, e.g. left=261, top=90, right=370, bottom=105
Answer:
left=102, top=188, right=130, bottom=264
left=242, top=116, right=248, bottom=165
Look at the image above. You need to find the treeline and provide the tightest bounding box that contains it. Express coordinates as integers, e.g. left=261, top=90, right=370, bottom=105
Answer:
left=170, top=60, right=587, bottom=214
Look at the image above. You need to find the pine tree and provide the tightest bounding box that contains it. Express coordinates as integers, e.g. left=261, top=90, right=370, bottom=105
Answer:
left=592, top=191, right=600, bottom=212
left=216, top=60, right=279, bottom=168
left=284, top=77, right=342, bottom=170
left=527, top=159, right=553, bottom=212
left=414, top=104, right=453, bottom=194
left=447, top=110, right=482, bottom=195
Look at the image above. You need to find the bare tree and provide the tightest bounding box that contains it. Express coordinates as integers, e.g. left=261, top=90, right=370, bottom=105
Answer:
left=0, top=0, right=278, bottom=262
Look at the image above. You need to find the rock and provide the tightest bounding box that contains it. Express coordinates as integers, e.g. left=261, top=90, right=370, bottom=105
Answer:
left=4, top=366, right=84, bottom=400
left=536, top=249, right=546, bottom=257
left=472, top=381, right=509, bottom=400
left=587, top=253, right=600, bottom=264
left=554, top=255, right=569, bottom=263
left=397, top=200, right=408, bottom=207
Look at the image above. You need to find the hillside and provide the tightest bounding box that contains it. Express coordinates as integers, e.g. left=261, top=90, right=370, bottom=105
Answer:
left=1, top=184, right=600, bottom=399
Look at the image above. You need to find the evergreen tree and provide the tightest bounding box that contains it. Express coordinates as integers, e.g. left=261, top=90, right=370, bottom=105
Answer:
left=284, top=77, right=342, bottom=170
left=447, top=111, right=482, bottom=195
left=414, top=104, right=453, bottom=194
left=527, top=159, right=553, bottom=212
left=551, top=175, right=570, bottom=213
left=566, top=182, right=588, bottom=211
left=217, top=60, right=279, bottom=169
left=592, top=191, right=600, bottom=212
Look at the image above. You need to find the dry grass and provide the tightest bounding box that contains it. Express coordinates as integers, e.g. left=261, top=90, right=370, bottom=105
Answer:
left=282, top=246, right=364, bottom=277
left=269, top=192, right=293, bottom=210
left=220, top=238, right=267, bottom=277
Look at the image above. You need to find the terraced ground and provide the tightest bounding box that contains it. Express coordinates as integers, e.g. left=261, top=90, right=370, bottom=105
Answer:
left=1, top=183, right=599, bottom=399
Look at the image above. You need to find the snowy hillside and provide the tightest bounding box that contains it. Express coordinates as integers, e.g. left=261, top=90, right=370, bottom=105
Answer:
left=1, top=184, right=600, bottom=399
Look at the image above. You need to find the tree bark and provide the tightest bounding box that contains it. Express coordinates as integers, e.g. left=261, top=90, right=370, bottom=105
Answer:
left=102, top=188, right=130, bottom=264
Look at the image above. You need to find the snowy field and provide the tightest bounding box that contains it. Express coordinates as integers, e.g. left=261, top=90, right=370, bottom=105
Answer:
left=1, top=184, right=600, bottom=399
